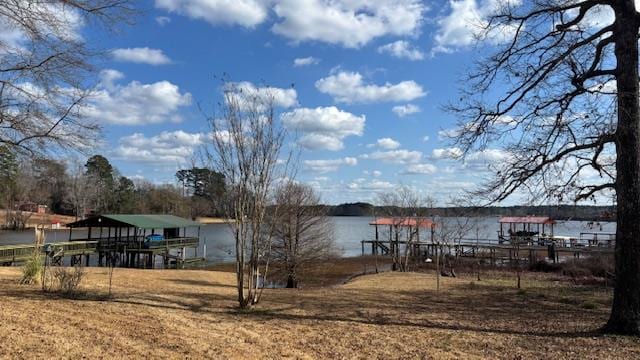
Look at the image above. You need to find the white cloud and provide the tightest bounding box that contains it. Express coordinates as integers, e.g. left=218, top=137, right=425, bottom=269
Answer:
left=316, top=71, right=425, bottom=104
left=272, top=0, right=427, bottom=48
left=112, top=47, right=172, bottom=65
left=114, top=130, right=204, bottom=164
left=374, top=138, right=401, bottom=150
left=433, top=0, right=522, bottom=54
left=466, top=148, right=510, bottom=163
left=282, top=106, right=365, bottom=151
left=348, top=179, right=394, bottom=190
left=431, top=147, right=510, bottom=164
left=293, top=56, right=320, bottom=67
left=84, top=69, right=192, bottom=125
left=304, top=157, right=358, bottom=173
left=422, top=135, right=430, bottom=142
left=432, top=147, right=463, bottom=160
left=155, top=16, right=172, bottom=26
left=378, top=40, right=425, bottom=60
left=298, top=134, right=345, bottom=151
left=401, top=163, right=438, bottom=175
left=229, top=81, right=298, bottom=109
left=362, top=149, right=422, bottom=164
left=372, top=170, right=382, bottom=177
left=154, top=0, right=269, bottom=28
left=392, top=103, right=421, bottom=117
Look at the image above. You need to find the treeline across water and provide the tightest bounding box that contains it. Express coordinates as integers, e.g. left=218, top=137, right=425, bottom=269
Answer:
left=323, top=203, right=616, bottom=221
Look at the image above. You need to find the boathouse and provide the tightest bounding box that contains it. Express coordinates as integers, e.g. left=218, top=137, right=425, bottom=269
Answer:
left=498, top=216, right=555, bottom=245
left=364, top=217, right=436, bottom=256
left=66, top=214, right=202, bottom=268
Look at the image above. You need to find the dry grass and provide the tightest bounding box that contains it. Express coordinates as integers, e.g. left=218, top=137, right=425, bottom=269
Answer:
left=0, top=267, right=639, bottom=359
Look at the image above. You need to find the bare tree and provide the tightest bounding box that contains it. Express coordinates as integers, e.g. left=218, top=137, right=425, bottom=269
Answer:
left=432, top=214, right=479, bottom=278
left=0, top=1, right=133, bottom=155
left=268, top=182, right=337, bottom=288
left=206, top=82, right=291, bottom=308
left=377, top=186, right=433, bottom=272
left=446, top=0, right=640, bottom=334
left=67, top=160, right=89, bottom=220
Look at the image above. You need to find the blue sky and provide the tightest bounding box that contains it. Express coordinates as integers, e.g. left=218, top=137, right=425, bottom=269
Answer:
left=75, top=0, right=525, bottom=205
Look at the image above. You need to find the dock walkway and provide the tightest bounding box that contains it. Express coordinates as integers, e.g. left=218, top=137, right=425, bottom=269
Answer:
left=0, top=237, right=203, bottom=268
left=361, top=238, right=614, bottom=265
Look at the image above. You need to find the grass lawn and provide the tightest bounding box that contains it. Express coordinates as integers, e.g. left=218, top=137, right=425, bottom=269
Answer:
left=0, top=267, right=638, bottom=359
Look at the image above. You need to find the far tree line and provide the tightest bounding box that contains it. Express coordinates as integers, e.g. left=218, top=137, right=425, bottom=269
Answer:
left=0, top=148, right=227, bottom=228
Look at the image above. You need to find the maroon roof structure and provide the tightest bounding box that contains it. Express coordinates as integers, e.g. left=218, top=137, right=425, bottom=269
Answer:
left=369, top=217, right=435, bottom=228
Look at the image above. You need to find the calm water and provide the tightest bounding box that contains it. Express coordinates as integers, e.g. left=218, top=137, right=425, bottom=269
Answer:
left=0, top=216, right=616, bottom=263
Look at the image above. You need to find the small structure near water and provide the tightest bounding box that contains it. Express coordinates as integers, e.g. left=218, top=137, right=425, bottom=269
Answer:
left=361, top=215, right=615, bottom=266
left=498, top=216, right=556, bottom=245
left=363, top=217, right=436, bottom=256
left=65, top=214, right=203, bottom=269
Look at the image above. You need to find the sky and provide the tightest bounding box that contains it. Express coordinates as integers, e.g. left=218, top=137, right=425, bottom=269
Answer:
left=59, top=0, right=612, bottom=205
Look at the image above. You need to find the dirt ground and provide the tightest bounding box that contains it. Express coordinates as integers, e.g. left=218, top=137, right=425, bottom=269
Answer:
left=0, top=267, right=638, bottom=359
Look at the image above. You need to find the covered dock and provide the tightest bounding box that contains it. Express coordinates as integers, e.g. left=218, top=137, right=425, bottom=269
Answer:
left=362, top=217, right=436, bottom=257
left=66, top=214, right=204, bottom=268
left=498, top=216, right=556, bottom=245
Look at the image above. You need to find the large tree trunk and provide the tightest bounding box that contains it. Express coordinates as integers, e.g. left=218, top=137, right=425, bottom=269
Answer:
left=605, top=0, right=640, bottom=335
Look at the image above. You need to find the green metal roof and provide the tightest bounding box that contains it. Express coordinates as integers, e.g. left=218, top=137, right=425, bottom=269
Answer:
left=67, top=214, right=201, bottom=229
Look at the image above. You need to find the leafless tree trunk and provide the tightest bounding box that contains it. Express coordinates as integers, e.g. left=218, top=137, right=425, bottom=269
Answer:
left=268, top=182, right=337, bottom=288
left=377, top=186, right=432, bottom=272
left=445, top=0, right=640, bottom=334
left=205, top=82, right=291, bottom=308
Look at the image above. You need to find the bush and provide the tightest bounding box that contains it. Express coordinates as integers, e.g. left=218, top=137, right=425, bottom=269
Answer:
left=563, top=255, right=614, bottom=279
left=20, top=251, right=43, bottom=285
left=528, top=255, right=614, bottom=280
left=529, top=260, right=562, bottom=273
left=52, top=265, right=85, bottom=298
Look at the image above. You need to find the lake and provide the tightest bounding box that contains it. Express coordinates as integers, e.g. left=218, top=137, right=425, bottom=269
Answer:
left=0, top=216, right=616, bottom=263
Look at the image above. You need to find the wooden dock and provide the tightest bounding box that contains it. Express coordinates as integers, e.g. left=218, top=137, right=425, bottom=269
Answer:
left=0, top=241, right=98, bottom=265
left=0, top=237, right=203, bottom=269
left=95, top=236, right=202, bottom=269
left=361, top=238, right=614, bottom=265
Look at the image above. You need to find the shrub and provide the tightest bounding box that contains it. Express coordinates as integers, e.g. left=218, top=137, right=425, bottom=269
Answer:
left=53, top=265, right=85, bottom=298
left=528, top=260, right=562, bottom=273
left=20, top=251, right=43, bottom=285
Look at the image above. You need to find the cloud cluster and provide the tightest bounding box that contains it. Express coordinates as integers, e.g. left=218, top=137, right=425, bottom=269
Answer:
left=433, top=0, right=522, bottom=54
left=154, top=0, right=269, bottom=28
left=83, top=69, right=192, bottom=125
left=347, top=179, right=394, bottom=190
left=112, top=47, right=172, bottom=65
left=281, top=106, right=365, bottom=151
left=229, top=81, right=298, bottom=109
left=316, top=71, right=425, bottom=104
left=369, top=138, right=400, bottom=150
left=293, top=56, right=320, bottom=67
left=401, top=163, right=437, bottom=175
left=113, top=130, right=204, bottom=164
left=272, top=0, right=426, bottom=48
left=392, top=104, right=421, bottom=117
left=304, top=157, right=358, bottom=173
left=362, top=149, right=423, bottom=164
left=377, top=40, right=425, bottom=60
left=432, top=147, right=463, bottom=160
left=154, top=0, right=426, bottom=48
